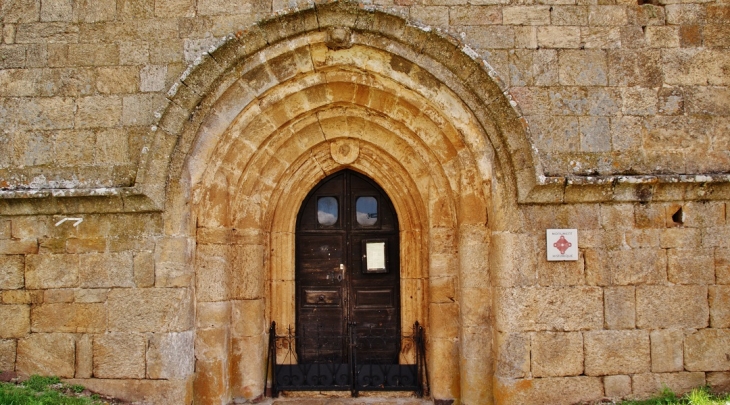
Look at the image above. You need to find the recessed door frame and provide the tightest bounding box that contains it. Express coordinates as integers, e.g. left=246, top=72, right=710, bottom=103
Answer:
left=295, top=169, right=401, bottom=364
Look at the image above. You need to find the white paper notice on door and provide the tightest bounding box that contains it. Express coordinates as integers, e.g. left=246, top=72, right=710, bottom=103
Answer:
left=365, top=241, right=387, bottom=273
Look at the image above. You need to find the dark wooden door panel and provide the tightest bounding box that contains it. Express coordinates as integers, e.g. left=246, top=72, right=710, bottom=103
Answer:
left=296, top=170, right=400, bottom=364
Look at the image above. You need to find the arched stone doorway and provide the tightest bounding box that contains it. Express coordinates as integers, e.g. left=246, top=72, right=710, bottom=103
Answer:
left=150, top=2, right=533, bottom=403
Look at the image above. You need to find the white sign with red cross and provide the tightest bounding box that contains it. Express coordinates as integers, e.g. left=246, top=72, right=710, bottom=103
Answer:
left=546, top=229, right=578, bottom=261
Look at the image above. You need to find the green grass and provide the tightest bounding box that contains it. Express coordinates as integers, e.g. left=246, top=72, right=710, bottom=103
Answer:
left=0, top=375, right=103, bottom=405
left=619, top=386, right=730, bottom=405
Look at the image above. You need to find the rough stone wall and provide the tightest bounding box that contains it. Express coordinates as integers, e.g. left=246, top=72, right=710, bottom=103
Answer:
left=0, top=0, right=728, bottom=188
left=492, top=201, right=730, bottom=403
left=0, top=0, right=729, bottom=404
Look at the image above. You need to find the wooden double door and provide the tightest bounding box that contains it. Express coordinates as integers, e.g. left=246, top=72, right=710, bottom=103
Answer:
left=296, top=170, right=400, bottom=364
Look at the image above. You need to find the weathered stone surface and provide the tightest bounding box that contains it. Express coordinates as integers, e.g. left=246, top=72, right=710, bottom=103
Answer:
left=684, top=329, right=730, bottom=371
left=155, top=237, right=194, bottom=287
left=133, top=251, right=155, bottom=288
left=25, top=254, right=78, bottom=289
left=584, top=330, right=650, bottom=376
left=586, top=248, right=667, bottom=286
left=2, top=290, right=42, bottom=305
left=632, top=372, right=706, bottom=397
left=604, top=286, right=635, bottom=329
left=559, top=50, right=607, bottom=86
left=107, top=288, right=193, bottom=332
left=496, top=287, right=603, bottom=331
left=604, top=374, right=631, bottom=398
left=31, top=302, right=105, bottom=333
left=75, top=334, right=92, bottom=378
left=496, top=332, right=530, bottom=379
left=495, top=376, right=604, bottom=405
left=231, top=244, right=265, bottom=299
left=0, top=304, right=30, bottom=338
left=195, top=243, right=230, bottom=302
left=667, top=248, right=715, bottom=284
left=650, top=329, right=684, bottom=373
left=65, top=378, right=192, bottom=405
left=0, top=240, right=38, bottom=255
left=707, top=372, right=730, bottom=395
left=44, top=289, right=74, bottom=303
left=79, top=252, right=134, bottom=288
left=0, top=339, right=16, bottom=371
left=709, top=286, right=730, bottom=328
left=0, top=255, right=24, bottom=289
left=16, top=333, right=75, bottom=378
left=146, top=331, right=194, bottom=379
left=531, top=332, right=583, bottom=377
left=93, top=333, right=146, bottom=379
left=717, top=248, right=730, bottom=285
left=74, top=288, right=108, bottom=303
left=636, top=285, right=709, bottom=329
left=491, top=233, right=537, bottom=287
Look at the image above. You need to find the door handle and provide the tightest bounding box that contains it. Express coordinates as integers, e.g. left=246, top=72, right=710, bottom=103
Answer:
left=337, top=263, right=344, bottom=281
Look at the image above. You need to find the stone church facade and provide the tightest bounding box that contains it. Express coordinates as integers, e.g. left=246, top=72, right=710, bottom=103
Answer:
left=1, top=0, right=729, bottom=404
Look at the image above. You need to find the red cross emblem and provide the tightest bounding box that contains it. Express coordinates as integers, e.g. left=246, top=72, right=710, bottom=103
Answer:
left=553, top=235, right=572, bottom=254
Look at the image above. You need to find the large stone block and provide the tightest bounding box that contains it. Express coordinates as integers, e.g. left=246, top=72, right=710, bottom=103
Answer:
left=496, top=332, right=530, bottom=379
left=710, top=286, right=730, bottom=328
left=0, top=339, right=15, bottom=371
left=0, top=239, right=38, bottom=255
left=604, top=374, right=631, bottom=398
left=650, top=329, right=684, bottom=373
left=133, top=251, right=155, bottom=288
left=559, top=50, right=607, bottom=86
left=2, top=290, right=42, bottom=305
left=155, top=237, right=194, bottom=287
left=717, top=248, right=730, bottom=284
left=107, top=288, right=193, bottom=332
left=16, top=333, right=75, bottom=378
left=0, top=304, right=30, bottom=338
left=93, top=332, right=146, bottom=378
left=427, top=337, right=460, bottom=401
left=495, top=287, right=603, bottom=332
left=495, top=376, right=603, bottom=405
left=195, top=327, right=229, bottom=362
left=230, top=299, right=265, bottom=338
left=196, top=301, right=231, bottom=329
left=78, top=252, right=134, bottom=288
left=503, top=6, right=550, bottom=25
left=75, top=334, right=92, bottom=378
left=707, top=372, right=730, bottom=395
left=586, top=248, right=667, bottom=286
left=636, top=285, right=708, bottom=329
left=0, top=255, right=24, bottom=289
left=74, top=95, right=122, bottom=128
left=537, top=26, right=581, bottom=48
left=684, top=329, right=730, bottom=371
left=430, top=302, right=460, bottom=339
left=25, top=254, right=78, bottom=289
left=584, top=330, right=650, bottom=376
left=66, top=378, right=192, bottom=405
left=531, top=332, right=583, bottom=377
left=632, top=372, right=706, bottom=397
left=490, top=232, right=537, bottom=287
left=195, top=243, right=230, bottom=302
left=147, top=331, right=194, bottom=379
left=231, top=244, right=265, bottom=299
left=230, top=334, right=266, bottom=400
left=667, top=248, right=714, bottom=284
left=31, top=303, right=105, bottom=333
left=604, top=286, right=636, bottom=329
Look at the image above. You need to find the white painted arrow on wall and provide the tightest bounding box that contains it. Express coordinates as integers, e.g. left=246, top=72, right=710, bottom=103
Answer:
left=55, top=217, right=84, bottom=227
